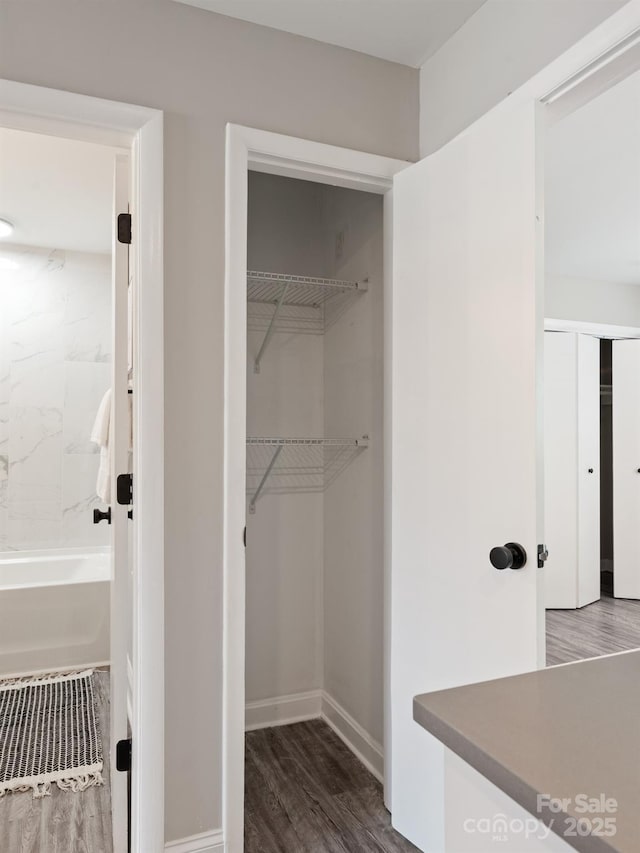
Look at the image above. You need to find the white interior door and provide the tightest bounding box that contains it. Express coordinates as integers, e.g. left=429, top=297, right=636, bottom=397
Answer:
left=390, top=101, right=543, bottom=851
left=111, top=153, right=131, bottom=853
left=612, top=339, right=640, bottom=599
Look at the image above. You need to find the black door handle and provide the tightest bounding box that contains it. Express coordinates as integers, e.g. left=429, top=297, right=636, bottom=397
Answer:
left=93, top=507, right=112, bottom=525
left=489, top=542, right=527, bottom=570
left=588, top=468, right=594, bottom=474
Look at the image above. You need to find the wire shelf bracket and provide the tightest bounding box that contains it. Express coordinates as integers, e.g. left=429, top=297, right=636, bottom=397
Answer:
left=247, top=436, right=369, bottom=513
left=248, top=271, right=368, bottom=373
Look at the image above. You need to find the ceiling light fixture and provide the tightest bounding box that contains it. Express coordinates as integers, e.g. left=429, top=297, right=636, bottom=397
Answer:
left=0, top=219, right=14, bottom=239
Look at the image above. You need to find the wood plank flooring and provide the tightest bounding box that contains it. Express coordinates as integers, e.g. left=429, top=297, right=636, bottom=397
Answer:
left=0, top=670, right=113, bottom=853
left=245, top=719, right=418, bottom=853
left=546, top=591, right=640, bottom=665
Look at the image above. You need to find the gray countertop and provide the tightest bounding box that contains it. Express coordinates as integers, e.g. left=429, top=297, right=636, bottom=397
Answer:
left=413, top=651, right=640, bottom=853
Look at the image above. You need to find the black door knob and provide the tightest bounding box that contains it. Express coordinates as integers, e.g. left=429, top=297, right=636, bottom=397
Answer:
left=489, top=542, right=527, bottom=570
left=93, top=507, right=112, bottom=525
left=588, top=468, right=594, bottom=474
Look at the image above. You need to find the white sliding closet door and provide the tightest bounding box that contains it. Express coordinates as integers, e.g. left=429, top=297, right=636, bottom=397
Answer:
left=577, top=335, right=601, bottom=607
left=390, top=100, right=541, bottom=851
left=613, top=339, right=640, bottom=599
left=544, top=332, right=578, bottom=608
left=544, top=333, right=600, bottom=609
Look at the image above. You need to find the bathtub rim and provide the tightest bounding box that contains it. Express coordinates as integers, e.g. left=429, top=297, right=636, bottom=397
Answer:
left=0, top=545, right=110, bottom=564
left=0, top=546, right=111, bottom=591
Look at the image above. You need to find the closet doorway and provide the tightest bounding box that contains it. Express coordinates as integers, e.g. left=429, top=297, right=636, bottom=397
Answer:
left=243, top=170, right=409, bottom=851
left=543, top=65, right=640, bottom=666
left=223, top=126, right=410, bottom=852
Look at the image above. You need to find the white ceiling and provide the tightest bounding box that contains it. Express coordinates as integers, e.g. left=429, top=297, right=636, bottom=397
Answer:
left=0, top=128, right=117, bottom=255
left=546, top=71, right=640, bottom=286
left=174, top=0, right=486, bottom=67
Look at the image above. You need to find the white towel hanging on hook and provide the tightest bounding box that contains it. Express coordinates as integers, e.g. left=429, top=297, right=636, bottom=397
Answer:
left=91, top=388, right=133, bottom=504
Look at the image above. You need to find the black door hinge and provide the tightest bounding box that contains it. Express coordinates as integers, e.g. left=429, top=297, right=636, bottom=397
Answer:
left=537, top=544, right=549, bottom=569
left=116, top=738, right=132, bottom=773
left=117, top=213, right=132, bottom=245
left=117, top=473, right=133, bottom=506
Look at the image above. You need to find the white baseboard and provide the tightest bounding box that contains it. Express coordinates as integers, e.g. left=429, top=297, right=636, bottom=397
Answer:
left=320, top=691, right=384, bottom=782
left=165, top=829, right=224, bottom=853
left=245, top=688, right=322, bottom=730
left=244, top=688, right=384, bottom=782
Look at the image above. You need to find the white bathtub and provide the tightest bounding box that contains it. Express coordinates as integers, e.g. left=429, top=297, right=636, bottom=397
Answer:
left=0, top=547, right=110, bottom=678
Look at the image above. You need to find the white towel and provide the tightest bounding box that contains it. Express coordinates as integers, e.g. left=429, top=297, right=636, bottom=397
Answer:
left=91, top=388, right=134, bottom=503
left=91, top=389, right=112, bottom=503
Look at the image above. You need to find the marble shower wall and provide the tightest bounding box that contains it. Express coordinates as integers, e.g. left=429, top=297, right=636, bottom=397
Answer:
left=0, top=245, right=111, bottom=552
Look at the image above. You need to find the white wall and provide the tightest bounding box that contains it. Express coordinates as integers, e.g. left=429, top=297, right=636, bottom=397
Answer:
left=0, top=244, right=111, bottom=552
left=245, top=173, right=325, bottom=702
left=419, top=0, right=627, bottom=155
left=546, top=275, right=640, bottom=326
left=322, top=188, right=384, bottom=746
left=0, top=3, right=418, bottom=841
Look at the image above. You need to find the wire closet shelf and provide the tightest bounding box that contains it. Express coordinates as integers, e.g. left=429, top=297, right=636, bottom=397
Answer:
left=246, top=436, right=369, bottom=513
left=247, top=270, right=368, bottom=372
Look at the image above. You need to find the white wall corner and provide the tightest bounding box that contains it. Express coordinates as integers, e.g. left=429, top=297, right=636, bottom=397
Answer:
left=164, top=829, right=224, bottom=853
left=243, top=688, right=384, bottom=782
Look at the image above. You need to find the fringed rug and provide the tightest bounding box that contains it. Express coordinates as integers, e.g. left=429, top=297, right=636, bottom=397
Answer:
left=0, top=669, right=103, bottom=798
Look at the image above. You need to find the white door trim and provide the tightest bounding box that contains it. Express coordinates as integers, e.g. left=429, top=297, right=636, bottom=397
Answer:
left=0, top=78, right=165, bottom=853
left=224, top=123, right=409, bottom=852
left=545, top=318, right=640, bottom=339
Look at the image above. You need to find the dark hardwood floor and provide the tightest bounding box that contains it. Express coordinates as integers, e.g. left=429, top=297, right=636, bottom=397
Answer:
left=0, top=670, right=112, bottom=853
left=245, top=719, right=418, bottom=853
left=546, top=590, right=640, bottom=665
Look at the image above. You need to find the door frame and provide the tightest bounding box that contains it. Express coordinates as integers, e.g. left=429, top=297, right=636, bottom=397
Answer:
left=223, top=123, right=409, bottom=851
left=0, top=79, right=165, bottom=853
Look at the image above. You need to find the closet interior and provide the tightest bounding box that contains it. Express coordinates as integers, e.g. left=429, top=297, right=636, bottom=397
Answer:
left=244, top=172, right=385, bottom=775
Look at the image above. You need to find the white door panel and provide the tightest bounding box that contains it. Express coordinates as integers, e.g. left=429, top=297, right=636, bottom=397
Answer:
left=613, top=340, right=640, bottom=599
left=111, top=154, right=131, bottom=853
left=390, top=102, right=542, bottom=851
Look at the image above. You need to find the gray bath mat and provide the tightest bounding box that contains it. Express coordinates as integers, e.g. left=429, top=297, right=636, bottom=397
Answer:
left=0, top=669, right=103, bottom=798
